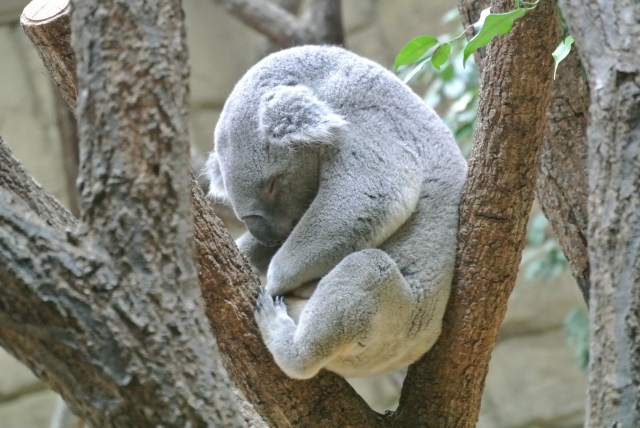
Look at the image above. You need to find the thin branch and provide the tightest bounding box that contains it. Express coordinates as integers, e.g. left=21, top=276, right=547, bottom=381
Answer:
left=21, top=0, right=77, bottom=115
left=51, top=81, right=80, bottom=217
left=213, top=0, right=311, bottom=47
left=301, top=0, right=344, bottom=45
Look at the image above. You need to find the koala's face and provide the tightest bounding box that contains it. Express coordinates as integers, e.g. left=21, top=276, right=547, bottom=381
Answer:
left=207, top=84, right=346, bottom=246
left=207, top=143, right=321, bottom=247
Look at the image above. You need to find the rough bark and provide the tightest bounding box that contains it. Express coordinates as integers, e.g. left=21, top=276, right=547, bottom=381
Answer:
left=1, top=0, right=247, bottom=425
left=458, top=0, right=591, bottom=304
left=535, top=51, right=590, bottom=301
left=0, top=139, right=75, bottom=232
left=396, top=0, right=560, bottom=426
left=559, top=0, right=640, bottom=425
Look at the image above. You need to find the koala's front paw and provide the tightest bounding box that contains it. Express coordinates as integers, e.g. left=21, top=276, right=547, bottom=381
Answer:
left=254, top=287, right=294, bottom=345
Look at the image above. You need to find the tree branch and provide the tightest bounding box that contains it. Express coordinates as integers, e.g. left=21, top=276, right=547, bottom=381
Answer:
left=300, top=0, right=344, bottom=45
left=458, top=0, right=591, bottom=304
left=396, top=0, right=560, bottom=425
left=0, top=138, right=75, bottom=230
left=21, top=0, right=77, bottom=116
left=535, top=50, right=589, bottom=301
left=0, top=186, right=242, bottom=426
left=212, top=0, right=311, bottom=47
left=51, top=81, right=80, bottom=217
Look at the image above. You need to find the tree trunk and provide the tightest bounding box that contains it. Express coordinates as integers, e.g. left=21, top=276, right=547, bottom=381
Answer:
left=559, top=0, right=640, bottom=425
left=4, top=0, right=245, bottom=424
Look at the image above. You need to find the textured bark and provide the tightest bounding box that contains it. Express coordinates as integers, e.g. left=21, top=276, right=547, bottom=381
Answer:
left=0, top=136, right=243, bottom=427
left=21, top=0, right=77, bottom=116
left=459, top=0, right=591, bottom=304
left=0, top=138, right=74, bottom=230
left=1, top=0, right=246, bottom=425
left=396, top=0, right=560, bottom=426
left=559, top=0, right=640, bottom=425
left=535, top=51, right=590, bottom=301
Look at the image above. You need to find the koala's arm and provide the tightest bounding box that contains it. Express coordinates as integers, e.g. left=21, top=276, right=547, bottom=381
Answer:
left=237, top=232, right=279, bottom=276
left=267, top=161, right=423, bottom=295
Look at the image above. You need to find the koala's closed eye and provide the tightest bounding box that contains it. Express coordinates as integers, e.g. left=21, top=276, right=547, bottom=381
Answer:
left=266, top=176, right=279, bottom=198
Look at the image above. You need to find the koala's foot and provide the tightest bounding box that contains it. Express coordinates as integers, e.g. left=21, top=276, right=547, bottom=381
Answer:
left=254, top=287, right=326, bottom=379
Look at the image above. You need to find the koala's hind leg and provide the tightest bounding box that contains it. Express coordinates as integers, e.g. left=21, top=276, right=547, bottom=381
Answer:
left=255, top=249, right=414, bottom=379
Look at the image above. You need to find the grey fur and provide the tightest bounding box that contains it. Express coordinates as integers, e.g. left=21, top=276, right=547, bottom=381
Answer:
left=207, top=46, right=467, bottom=379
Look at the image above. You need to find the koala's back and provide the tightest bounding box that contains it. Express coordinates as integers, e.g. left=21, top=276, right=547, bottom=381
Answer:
left=220, top=46, right=464, bottom=177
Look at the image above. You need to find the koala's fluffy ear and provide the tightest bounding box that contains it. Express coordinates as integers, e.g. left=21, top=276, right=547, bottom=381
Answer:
left=205, top=152, right=228, bottom=202
left=259, top=85, right=347, bottom=146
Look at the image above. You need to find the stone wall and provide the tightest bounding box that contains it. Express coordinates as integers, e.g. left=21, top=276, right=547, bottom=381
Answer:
left=0, top=0, right=587, bottom=426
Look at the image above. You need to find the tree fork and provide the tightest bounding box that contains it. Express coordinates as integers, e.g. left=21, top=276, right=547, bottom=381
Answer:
left=8, top=0, right=562, bottom=426
left=18, top=1, right=376, bottom=426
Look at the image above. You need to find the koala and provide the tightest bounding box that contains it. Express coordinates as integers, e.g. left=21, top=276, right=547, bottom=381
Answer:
left=206, top=46, right=467, bottom=380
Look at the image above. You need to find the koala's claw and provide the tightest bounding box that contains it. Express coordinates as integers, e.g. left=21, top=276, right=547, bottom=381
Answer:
left=255, top=287, right=269, bottom=312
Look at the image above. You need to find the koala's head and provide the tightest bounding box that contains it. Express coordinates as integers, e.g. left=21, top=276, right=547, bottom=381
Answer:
left=206, top=85, right=347, bottom=246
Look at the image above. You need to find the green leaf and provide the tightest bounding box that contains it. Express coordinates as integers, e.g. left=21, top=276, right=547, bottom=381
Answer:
left=463, top=9, right=527, bottom=66
left=395, top=36, right=439, bottom=69
left=552, top=35, right=574, bottom=79
left=431, top=43, right=452, bottom=70
left=441, top=64, right=455, bottom=81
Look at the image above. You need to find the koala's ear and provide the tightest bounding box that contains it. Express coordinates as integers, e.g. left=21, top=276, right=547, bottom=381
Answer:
left=259, top=85, right=348, bottom=146
left=205, top=152, right=229, bottom=202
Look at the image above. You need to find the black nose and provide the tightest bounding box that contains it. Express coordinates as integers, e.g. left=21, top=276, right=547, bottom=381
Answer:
left=242, top=215, right=281, bottom=246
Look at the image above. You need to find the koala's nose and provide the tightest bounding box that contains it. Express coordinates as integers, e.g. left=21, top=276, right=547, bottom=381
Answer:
left=242, top=215, right=281, bottom=246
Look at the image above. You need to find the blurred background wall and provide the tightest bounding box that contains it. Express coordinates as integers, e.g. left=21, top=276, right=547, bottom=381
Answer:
left=0, top=0, right=587, bottom=427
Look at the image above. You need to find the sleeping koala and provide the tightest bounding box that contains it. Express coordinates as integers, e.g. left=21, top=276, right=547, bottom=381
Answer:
left=206, top=46, right=467, bottom=380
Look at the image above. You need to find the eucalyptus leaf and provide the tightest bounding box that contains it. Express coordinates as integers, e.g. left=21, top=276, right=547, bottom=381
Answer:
left=395, top=36, right=439, bottom=69
left=463, top=8, right=527, bottom=66
left=432, top=43, right=452, bottom=70
left=552, top=35, right=574, bottom=79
